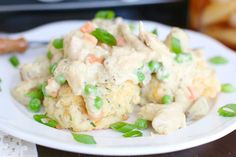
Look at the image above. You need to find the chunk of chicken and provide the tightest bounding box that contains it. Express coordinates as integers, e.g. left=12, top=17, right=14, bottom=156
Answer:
left=45, top=77, right=60, bottom=97
left=47, top=40, right=64, bottom=64
left=139, top=102, right=186, bottom=135
left=11, top=78, right=46, bottom=105
left=65, top=61, right=104, bottom=95
left=139, top=22, right=169, bottom=53
left=63, top=30, right=97, bottom=61
left=141, top=78, right=177, bottom=104
left=165, top=27, right=190, bottom=52
left=152, top=104, right=186, bottom=135
left=119, top=24, right=150, bottom=52
left=20, top=56, right=50, bottom=81
left=187, top=97, right=210, bottom=120
left=140, top=87, right=193, bottom=135
left=138, top=103, right=164, bottom=120
left=104, top=46, right=147, bottom=84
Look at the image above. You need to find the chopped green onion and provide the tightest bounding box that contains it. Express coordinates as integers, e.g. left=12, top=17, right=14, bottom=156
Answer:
left=221, top=83, right=236, bottom=93
left=110, top=122, right=136, bottom=133
left=110, top=121, right=126, bottom=130
left=94, top=96, right=103, bottom=109
left=135, top=118, right=148, bottom=130
left=91, top=28, right=117, bottom=46
left=175, top=53, right=192, bottom=63
left=95, top=10, right=115, bottom=19
left=161, top=95, right=173, bottom=104
left=72, top=133, right=96, bottom=144
left=28, top=98, right=41, bottom=112
left=47, top=51, right=53, bottom=60
left=9, top=55, right=20, bottom=67
left=123, top=130, right=143, bottom=138
left=49, top=63, right=58, bottom=74
left=171, top=37, right=182, bottom=54
left=84, top=84, right=97, bottom=95
left=26, top=88, right=43, bottom=100
left=39, top=82, right=47, bottom=97
left=55, top=74, right=66, bottom=85
left=137, top=71, right=145, bottom=82
left=148, top=60, right=161, bottom=72
left=34, top=114, right=59, bottom=128
left=209, top=56, right=228, bottom=64
left=53, top=38, right=64, bottom=49
left=218, top=104, right=236, bottom=117
left=151, top=28, right=158, bottom=36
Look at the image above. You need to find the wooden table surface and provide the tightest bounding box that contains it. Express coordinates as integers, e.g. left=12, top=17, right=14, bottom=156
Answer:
left=37, top=130, right=236, bottom=157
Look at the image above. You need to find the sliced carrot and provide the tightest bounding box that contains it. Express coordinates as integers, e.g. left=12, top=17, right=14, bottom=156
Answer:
left=87, top=54, right=104, bottom=64
left=87, top=111, right=104, bottom=122
left=56, top=125, right=63, bottom=129
left=117, top=36, right=125, bottom=46
left=187, top=86, right=197, bottom=101
left=80, top=22, right=95, bottom=33
left=122, top=114, right=129, bottom=120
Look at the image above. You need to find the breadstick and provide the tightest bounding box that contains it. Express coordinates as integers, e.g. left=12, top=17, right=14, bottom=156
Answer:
left=0, top=38, right=28, bottom=55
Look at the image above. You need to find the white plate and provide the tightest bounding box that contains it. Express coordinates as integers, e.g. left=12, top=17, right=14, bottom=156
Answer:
left=0, top=20, right=236, bottom=156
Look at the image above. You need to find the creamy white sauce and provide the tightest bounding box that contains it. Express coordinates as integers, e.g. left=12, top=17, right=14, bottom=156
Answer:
left=17, top=18, right=219, bottom=128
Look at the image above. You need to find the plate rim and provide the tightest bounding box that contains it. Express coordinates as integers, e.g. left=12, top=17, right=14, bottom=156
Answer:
left=1, top=19, right=236, bottom=156
left=0, top=116, right=236, bottom=156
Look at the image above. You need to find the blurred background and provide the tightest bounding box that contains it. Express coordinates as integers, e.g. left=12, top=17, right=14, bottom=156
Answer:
left=0, top=0, right=236, bottom=50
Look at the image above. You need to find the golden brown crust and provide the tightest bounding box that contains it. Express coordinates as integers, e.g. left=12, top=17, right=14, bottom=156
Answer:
left=43, top=82, right=140, bottom=132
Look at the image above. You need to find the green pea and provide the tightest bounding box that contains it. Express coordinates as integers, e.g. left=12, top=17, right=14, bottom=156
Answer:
left=26, top=88, right=43, bottom=101
left=161, top=95, right=173, bottom=104
left=53, top=38, right=64, bottom=49
left=171, top=37, right=182, bottom=54
left=148, top=60, right=161, bottom=72
left=84, top=84, right=97, bottom=95
left=55, top=74, right=66, bottom=85
left=9, top=55, right=20, bottom=67
left=94, top=96, right=103, bottom=109
left=137, top=71, right=145, bottom=82
left=47, top=51, right=53, bottom=60
left=28, top=98, right=41, bottom=112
